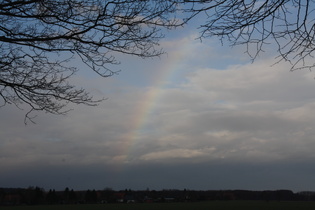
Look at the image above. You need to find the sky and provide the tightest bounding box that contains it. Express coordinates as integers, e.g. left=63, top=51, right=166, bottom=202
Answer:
left=2, top=18, right=315, bottom=193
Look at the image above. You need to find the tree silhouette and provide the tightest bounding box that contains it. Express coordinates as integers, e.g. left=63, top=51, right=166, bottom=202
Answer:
left=0, top=0, right=183, bottom=122
left=182, top=0, right=315, bottom=71
left=46, top=189, right=59, bottom=204
left=2, top=1, right=314, bottom=122
left=85, top=189, right=98, bottom=203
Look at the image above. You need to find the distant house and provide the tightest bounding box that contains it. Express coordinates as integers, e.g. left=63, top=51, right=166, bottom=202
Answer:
left=113, top=192, right=125, bottom=203
left=124, top=194, right=135, bottom=203
left=164, top=197, right=175, bottom=202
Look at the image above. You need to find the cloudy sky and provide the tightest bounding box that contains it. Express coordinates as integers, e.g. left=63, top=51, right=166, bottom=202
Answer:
left=2, top=18, right=315, bottom=192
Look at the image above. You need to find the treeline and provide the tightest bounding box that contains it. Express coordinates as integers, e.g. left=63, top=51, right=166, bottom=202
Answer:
left=1, top=187, right=315, bottom=206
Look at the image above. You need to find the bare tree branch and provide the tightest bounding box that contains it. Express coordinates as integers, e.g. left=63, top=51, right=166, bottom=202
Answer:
left=0, top=0, right=184, bottom=123
left=3, top=0, right=312, bottom=123
left=180, top=0, right=315, bottom=71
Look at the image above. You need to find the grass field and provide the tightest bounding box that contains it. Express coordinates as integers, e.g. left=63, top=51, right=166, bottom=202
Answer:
left=2, top=201, right=315, bottom=210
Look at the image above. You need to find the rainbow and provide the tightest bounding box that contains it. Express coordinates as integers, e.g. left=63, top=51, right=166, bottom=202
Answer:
left=118, top=35, right=199, bottom=165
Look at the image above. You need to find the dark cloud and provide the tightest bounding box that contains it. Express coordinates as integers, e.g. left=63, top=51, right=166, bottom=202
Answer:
left=1, top=160, right=315, bottom=192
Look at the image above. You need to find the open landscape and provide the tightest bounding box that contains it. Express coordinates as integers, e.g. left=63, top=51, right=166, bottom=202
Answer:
left=3, top=1, right=315, bottom=206
left=3, top=188, right=315, bottom=210
left=3, top=201, right=315, bottom=210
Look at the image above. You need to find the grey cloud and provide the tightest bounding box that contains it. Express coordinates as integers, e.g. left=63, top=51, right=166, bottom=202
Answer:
left=2, top=36, right=315, bottom=191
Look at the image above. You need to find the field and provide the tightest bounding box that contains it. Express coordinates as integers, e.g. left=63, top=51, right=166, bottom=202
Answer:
left=2, top=201, right=315, bottom=210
